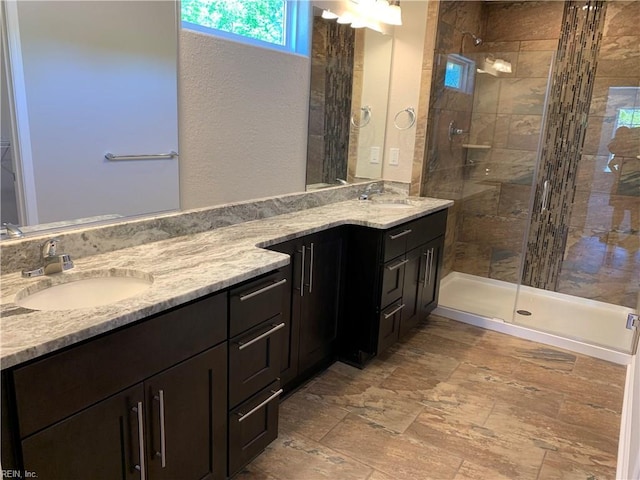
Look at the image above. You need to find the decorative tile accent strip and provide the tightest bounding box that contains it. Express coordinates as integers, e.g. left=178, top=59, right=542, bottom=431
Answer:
left=522, top=0, right=607, bottom=290
left=325, top=21, right=355, bottom=183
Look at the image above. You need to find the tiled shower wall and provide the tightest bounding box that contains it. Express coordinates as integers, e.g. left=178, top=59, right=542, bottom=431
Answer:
left=455, top=1, right=562, bottom=283
left=522, top=1, right=607, bottom=290
left=425, top=0, right=639, bottom=308
left=557, top=1, right=640, bottom=308
left=421, top=0, right=485, bottom=277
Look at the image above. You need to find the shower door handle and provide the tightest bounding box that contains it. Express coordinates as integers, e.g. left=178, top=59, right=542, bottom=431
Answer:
left=541, top=180, right=550, bottom=213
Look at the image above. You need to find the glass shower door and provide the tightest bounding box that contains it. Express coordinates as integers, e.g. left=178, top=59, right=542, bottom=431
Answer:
left=511, top=1, right=640, bottom=354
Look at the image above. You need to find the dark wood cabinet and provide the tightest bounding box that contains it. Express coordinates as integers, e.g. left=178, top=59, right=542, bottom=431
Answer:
left=145, top=345, right=227, bottom=480
left=19, top=345, right=227, bottom=480
left=269, top=228, right=344, bottom=389
left=341, top=209, right=448, bottom=367
left=4, top=293, right=229, bottom=480
left=21, top=384, right=144, bottom=480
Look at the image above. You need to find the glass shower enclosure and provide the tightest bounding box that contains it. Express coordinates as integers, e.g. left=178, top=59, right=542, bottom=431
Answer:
left=423, top=0, right=639, bottom=355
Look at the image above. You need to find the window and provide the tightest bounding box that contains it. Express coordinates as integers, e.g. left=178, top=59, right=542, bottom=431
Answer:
left=181, top=0, right=308, bottom=54
left=616, top=108, right=640, bottom=129
left=444, top=54, right=475, bottom=94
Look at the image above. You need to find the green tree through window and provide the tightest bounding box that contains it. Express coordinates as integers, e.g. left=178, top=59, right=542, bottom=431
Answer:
left=182, top=0, right=286, bottom=46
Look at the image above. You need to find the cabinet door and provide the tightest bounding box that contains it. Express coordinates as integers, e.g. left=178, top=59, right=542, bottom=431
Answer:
left=267, top=241, right=300, bottom=387
left=400, top=246, right=425, bottom=337
left=145, top=344, right=227, bottom=480
left=419, top=236, right=444, bottom=317
left=299, top=230, right=343, bottom=374
left=21, top=384, right=144, bottom=480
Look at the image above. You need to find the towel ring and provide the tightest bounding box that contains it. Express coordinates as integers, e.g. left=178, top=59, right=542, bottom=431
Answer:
left=394, top=107, right=416, bottom=130
left=350, top=106, right=371, bottom=128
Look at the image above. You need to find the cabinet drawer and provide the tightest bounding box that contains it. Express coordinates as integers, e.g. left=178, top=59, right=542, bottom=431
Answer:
left=13, top=292, right=227, bottom=438
left=228, top=380, right=281, bottom=477
left=229, top=317, right=284, bottom=408
left=377, top=300, right=404, bottom=354
left=380, top=255, right=406, bottom=308
left=230, top=269, right=288, bottom=337
left=383, top=225, right=413, bottom=262
left=406, top=209, right=448, bottom=251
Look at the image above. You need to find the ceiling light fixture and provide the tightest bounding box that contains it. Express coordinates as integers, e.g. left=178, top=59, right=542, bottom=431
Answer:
left=321, top=9, right=339, bottom=20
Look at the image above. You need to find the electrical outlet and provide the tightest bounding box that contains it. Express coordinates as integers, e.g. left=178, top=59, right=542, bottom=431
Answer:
left=389, top=148, right=400, bottom=166
left=370, top=146, right=380, bottom=164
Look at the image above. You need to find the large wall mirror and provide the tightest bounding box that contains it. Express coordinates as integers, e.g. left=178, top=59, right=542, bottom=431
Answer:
left=1, top=1, right=179, bottom=233
left=306, top=6, right=393, bottom=190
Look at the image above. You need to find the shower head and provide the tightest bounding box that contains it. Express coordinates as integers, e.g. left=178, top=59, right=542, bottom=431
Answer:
left=462, top=31, right=483, bottom=46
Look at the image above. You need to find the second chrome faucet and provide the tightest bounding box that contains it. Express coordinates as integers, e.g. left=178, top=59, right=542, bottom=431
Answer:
left=22, top=239, right=74, bottom=277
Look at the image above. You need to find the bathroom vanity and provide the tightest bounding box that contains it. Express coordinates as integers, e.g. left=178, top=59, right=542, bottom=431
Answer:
left=0, top=193, right=451, bottom=479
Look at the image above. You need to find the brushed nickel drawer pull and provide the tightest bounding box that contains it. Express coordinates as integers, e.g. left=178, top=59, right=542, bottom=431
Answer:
left=389, top=229, right=412, bottom=240
left=132, top=401, right=146, bottom=479
left=237, top=389, right=283, bottom=423
left=238, top=322, right=286, bottom=351
left=299, top=246, right=306, bottom=297
left=428, top=248, right=435, bottom=285
left=308, top=242, right=315, bottom=293
left=239, top=278, right=287, bottom=302
left=384, top=303, right=405, bottom=319
left=387, top=258, right=409, bottom=271
left=154, top=390, right=167, bottom=468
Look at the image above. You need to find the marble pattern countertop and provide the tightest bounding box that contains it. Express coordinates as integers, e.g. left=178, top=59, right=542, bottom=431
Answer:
left=0, top=196, right=452, bottom=369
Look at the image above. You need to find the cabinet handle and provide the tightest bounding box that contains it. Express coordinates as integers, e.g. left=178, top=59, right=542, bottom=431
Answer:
left=422, top=251, right=431, bottom=290
left=420, top=251, right=428, bottom=286
left=308, top=242, right=314, bottom=293
left=428, top=248, right=435, bottom=285
left=237, top=322, right=286, bottom=351
left=239, top=278, right=287, bottom=302
left=132, top=402, right=146, bottom=480
left=387, top=258, right=408, bottom=271
left=384, top=303, right=405, bottom=319
left=237, top=388, right=283, bottom=423
left=154, top=390, right=167, bottom=468
left=299, top=246, right=306, bottom=297
left=389, top=229, right=412, bottom=240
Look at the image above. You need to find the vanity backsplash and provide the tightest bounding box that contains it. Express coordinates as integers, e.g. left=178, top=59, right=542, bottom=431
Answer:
left=1, top=181, right=409, bottom=274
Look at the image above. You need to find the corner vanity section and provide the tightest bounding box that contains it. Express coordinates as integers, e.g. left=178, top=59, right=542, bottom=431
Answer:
left=0, top=195, right=451, bottom=479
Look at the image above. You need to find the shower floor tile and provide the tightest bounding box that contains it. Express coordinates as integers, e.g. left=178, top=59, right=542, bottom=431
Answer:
left=236, top=315, right=626, bottom=480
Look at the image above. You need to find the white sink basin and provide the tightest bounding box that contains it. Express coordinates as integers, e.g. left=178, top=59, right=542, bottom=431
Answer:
left=15, top=269, right=153, bottom=311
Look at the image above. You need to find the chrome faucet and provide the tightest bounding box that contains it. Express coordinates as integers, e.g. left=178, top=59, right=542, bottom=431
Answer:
left=359, top=182, right=384, bottom=200
left=2, top=222, right=23, bottom=238
left=22, top=238, right=74, bottom=277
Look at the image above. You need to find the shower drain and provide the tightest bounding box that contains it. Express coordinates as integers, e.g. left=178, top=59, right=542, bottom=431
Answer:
left=516, top=310, right=532, bottom=316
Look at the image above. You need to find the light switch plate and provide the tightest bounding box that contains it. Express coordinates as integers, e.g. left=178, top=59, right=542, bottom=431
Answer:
left=389, top=148, right=400, bottom=166
left=370, top=146, right=380, bottom=164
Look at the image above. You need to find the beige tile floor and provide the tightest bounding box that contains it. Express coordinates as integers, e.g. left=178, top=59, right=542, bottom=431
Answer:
left=235, top=315, right=627, bottom=480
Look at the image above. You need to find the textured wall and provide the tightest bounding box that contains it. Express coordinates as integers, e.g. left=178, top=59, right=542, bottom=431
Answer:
left=178, top=30, right=309, bottom=209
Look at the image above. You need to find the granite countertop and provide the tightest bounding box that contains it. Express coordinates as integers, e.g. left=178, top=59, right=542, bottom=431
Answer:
left=0, top=196, right=452, bottom=369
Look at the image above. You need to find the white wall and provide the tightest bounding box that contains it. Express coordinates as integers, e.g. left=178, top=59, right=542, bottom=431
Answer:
left=382, top=1, right=428, bottom=183
left=178, top=31, right=309, bottom=209
left=618, top=350, right=640, bottom=479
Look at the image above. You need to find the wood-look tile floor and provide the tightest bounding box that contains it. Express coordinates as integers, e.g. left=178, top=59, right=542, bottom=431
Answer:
left=235, top=315, right=627, bottom=480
